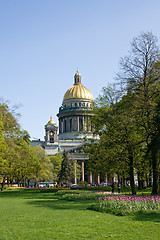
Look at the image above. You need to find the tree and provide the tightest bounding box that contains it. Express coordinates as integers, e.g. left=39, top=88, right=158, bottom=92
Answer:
left=118, top=32, right=160, bottom=194
left=49, top=154, right=62, bottom=182
left=0, top=100, right=41, bottom=189
left=33, top=146, right=53, bottom=186
left=58, top=151, right=74, bottom=183
left=0, top=118, right=8, bottom=191
left=147, top=101, right=160, bottom=193
left=0, top=100, right=20, bottom=138
left=0, top=100, right=21, bottom=189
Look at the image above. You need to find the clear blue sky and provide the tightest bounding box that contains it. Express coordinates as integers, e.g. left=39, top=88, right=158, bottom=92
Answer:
left=1, top=0, right=160, bottom=140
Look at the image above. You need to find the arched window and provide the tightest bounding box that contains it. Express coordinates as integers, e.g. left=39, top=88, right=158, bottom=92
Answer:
left=49, top=131, right=54, bottom=143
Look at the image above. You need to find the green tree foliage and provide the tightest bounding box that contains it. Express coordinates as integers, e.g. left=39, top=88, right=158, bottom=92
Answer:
left=0, top=100, right=20, bottom=138
left=88, top=32, right=160, bottom=195
left=58, top=151, right=74, bottom=183
left=0, top=101, right=21, bottom=190
left=49, top=154, right=62, bottom=181
left=0, top=118, right=8, bottom=191
left=33, top=146, right=53, bottom=186
left=0, top=100, right=54, bottom=190
left=118, top=32, right=160, bottom=194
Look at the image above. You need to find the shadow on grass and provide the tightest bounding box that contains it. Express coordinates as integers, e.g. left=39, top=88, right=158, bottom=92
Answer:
left=27, top=198, right=92, bottom=211
left=131, top=211, right=160, bottom=223
left=0, top=188, right=59, bottom=199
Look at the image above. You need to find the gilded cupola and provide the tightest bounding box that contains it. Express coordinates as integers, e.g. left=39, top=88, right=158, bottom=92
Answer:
left=63, top=71, right=93, bottom=103
left=47, top=116, right=57, bottom=126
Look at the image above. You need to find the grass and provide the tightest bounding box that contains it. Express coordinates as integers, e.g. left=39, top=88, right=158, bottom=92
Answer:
left=0, top=188, right=160, bottom=240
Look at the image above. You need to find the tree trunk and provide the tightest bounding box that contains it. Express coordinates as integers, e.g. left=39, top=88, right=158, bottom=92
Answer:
left=10, top=178, right=13, bottom=186
left=18, top=180, right=20, bottom=187
left=28, top=179, right=30, bottom=188
left=129, top=155, right=136, bottom=195
left=35, top=181, right=38, bottom=188
left=1, top=177, right=5, bottom=192
left=148, top=168, right=152, bottom=187
left=151, top=148, right=158, bottom=194
left=138, top=172, right=144, bottom=190
left=146, top=174, right=149, bottom=187
left=23, top=178, right=26, bottom=187
left=158, top=175, right=160, bottom=194
left=122, top=176, right=126, bottom=187
left=7, top=177, right=9, bottom=187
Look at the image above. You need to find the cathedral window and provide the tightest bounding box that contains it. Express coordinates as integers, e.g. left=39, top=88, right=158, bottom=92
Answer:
left=49, top=131, right=54, bottom=143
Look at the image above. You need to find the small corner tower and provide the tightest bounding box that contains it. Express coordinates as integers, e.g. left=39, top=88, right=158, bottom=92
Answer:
left=45, top=116, right=58, bottom=143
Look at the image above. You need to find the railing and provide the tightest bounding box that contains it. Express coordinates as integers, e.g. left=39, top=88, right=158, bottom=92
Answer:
left=59, top=106, right=92, bottom=112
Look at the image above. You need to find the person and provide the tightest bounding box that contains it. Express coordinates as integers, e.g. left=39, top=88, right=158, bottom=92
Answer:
left=111, top=183, right=114, bottom=193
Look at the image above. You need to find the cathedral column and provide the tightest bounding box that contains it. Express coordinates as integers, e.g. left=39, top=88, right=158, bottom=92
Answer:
left=77, top=116, right=79, bottom=131
left=83, top=116, right=85, bottom=131
left=63, top=118, right=65, bottom=132
left=74, top=161, right=77, bottom=184
left=47, top=131, right=50, bottom=141
left=88, top=117, right=91, bottom=131
left=97, top=174, right=100, bottom=185
left=86, top=116, right=88, bottom=131
left=81, top=161, right=84, bottom=182
left=74, top=117, right=77, bottom=131
left=89, top=171, right=92, bottom=184
left=105, top=173, right=108, bottom=184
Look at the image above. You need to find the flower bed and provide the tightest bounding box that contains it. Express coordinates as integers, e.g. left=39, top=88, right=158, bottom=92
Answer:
left=96, top=195, right=160, bottom=214
left=55, top=190, right=105, bottom=200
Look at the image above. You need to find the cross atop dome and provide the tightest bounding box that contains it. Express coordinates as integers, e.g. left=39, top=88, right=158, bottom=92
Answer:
left=74, top=70, right=81, bottom=85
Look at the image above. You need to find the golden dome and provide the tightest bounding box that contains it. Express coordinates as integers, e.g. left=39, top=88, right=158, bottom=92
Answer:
left=48, top=116, right=56, bottom=125
left=63, top=84, right=93, bottom=101
left=63, top=71, right=93, bottom=102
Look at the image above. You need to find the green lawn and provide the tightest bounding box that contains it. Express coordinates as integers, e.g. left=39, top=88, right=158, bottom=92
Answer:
left=0, top=188, right=159, bottom=240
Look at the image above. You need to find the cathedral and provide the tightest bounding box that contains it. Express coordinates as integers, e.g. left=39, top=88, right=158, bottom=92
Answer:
left=31, top=71, right=100, bottom=184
